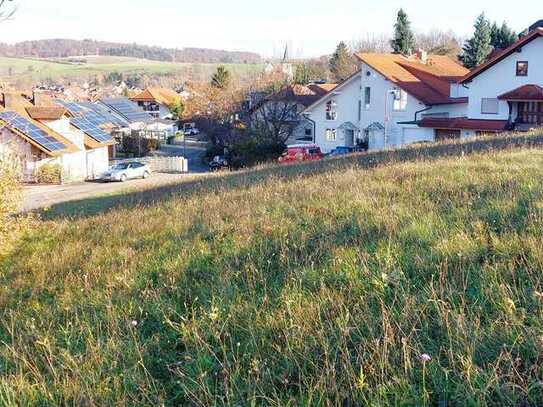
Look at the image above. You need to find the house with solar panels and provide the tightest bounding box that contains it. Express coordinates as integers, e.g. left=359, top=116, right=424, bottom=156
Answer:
left=0, top=92, right=116, bottom=182
left=129, top=87, right=183, bottom=119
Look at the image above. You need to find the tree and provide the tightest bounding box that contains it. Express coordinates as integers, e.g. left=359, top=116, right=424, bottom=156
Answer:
left=0, top=0, right=15, bottom=22
left=390, top=9, right=416, bottom=55
left=461, top=13, right=493, bottom=69
left=294, top=63, right=311, bottom=85
left=490, top=21, right=517, bottom=50
left=211, top=65, right=231, bottom=89
left=169, top=99, right=185, bottom=120
left=329, top=42, right=356, bottom=82
left=249, top=98, right=300, bottom=145
left=415, top=29, right=462, bottom=58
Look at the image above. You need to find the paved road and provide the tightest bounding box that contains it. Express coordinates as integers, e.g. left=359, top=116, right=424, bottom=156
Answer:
left=152, top=139, right=209, bottom=173
left=21, top=172, right=207, bottom=212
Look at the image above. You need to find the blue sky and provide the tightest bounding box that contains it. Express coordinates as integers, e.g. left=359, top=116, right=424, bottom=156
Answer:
left=0, top=0, right=539, bottom=57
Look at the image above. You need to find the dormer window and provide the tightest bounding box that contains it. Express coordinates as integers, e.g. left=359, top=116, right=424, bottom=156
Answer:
left=326, top=100, right=337, bottom=121
left=516, top=61, right=528, bottom=76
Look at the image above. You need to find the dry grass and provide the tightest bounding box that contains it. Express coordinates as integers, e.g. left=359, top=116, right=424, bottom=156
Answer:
left=2, top=137, right=543, bottom=405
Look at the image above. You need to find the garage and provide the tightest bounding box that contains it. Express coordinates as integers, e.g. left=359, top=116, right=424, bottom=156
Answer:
left=435, top=129, right=461, bottom=142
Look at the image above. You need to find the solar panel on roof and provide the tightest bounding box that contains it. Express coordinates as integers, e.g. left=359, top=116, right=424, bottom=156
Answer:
left=0, top=111, right=67, bottom=152
left=55, top=99, right=87, bottom=115
left=79, top=102, right=129, bottom=127
left=101, top=98, right=153, bottom=123
left=70, top=117, right=114, bottom=143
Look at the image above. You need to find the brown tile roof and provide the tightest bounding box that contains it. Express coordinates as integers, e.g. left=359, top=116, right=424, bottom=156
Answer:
left=419, top=117, right=508, bottom=132
left=498, top=84, right=543, bottom=101
left=269, top=83, right=338, bottom=107
left=130, top=87, right=181, bottom=106
left=26, top=106, right=67, bottom=120
left=461, top=28, right=543, bottom=84
left=354, top=53, right=469, bottom=105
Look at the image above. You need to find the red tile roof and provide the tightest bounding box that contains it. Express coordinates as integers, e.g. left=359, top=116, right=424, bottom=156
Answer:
left=26, top=106, right=67, bottom=120
left=419, top=117, right=509, bottom=132
left=354, top=53, right=469, bottom=105
left=461, top=28, right=543, bottom=84
left=269, top=83, right=338, bottom=107
left=498, top=84, right=543, bottom=101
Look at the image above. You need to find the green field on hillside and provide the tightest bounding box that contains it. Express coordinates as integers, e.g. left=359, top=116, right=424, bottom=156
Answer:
left=2, top=136, right=543, bottom=405
left=0, top=55, right=264, bottom=84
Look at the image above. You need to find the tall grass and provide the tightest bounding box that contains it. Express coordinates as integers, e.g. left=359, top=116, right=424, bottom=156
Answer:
left=2, top=147, right=543, bottom=405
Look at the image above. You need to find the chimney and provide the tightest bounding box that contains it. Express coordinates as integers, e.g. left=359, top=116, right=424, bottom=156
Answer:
left=416, top=48, right=428, bottom=64
left=33, top=90, right=47, bottom=106
left=2, top=92, right=18, bottom=109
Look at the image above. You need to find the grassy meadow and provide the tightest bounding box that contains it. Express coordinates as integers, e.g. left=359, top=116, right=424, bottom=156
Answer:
left=3, top=136, right=543, bottom=405
left=0, top=55, right=264, bottom=84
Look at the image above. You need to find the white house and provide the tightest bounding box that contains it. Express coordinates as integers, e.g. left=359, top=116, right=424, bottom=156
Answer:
left=129, top=88, right=182, bottom=119
left=302, top=51, right=470, bottom=153
left=0, top=92, right=114, bottom=182
left=421, top=26, right=543, bottom=135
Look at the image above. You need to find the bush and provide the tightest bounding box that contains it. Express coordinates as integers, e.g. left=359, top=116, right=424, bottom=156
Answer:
left=121, top=135, right=160, bottom=157
left=0, top=157, right=24, bottom=253
left=34, top=163, right=62, bottom=184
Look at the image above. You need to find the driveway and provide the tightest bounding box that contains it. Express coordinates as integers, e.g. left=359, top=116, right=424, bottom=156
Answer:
left=21, top=172, right=206, bottom=212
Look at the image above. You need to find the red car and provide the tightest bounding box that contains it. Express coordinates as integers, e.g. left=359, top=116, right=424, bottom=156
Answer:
left=278, top=144, right=324, bottom=164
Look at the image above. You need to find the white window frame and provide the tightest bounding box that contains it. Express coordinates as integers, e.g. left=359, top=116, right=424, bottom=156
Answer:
left=393, top=89, right=408, bottom=112
left=326, top=100, right=337, bottom=121
left=481, top=98, right=499, bottom=115
left=325, top=128, right=337, bottom=141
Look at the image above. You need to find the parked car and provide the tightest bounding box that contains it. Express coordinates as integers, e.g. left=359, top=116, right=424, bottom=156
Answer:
left=209, top=155, right=230, bottom=172
left=278, top=144, right=324, bottom=164
left=183, top=123, right=200, bottom=137
left=328, top=146, right=365, bottom=156
left=101, top=162, right=151, bottom=182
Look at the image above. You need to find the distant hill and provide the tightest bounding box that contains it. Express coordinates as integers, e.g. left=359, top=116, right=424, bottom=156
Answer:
left=0, top=39, right=262, bottom=64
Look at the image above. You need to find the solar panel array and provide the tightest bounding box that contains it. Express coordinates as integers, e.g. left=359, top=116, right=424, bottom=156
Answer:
left=100, top=98, right=153, bottom=123
left=55, top=99, right=87, bottom=115
left=0, top=111, right=67, bottom=152
left=79, top=102, right=129, bottom=127
left=71, top=117, right=113, bottom=143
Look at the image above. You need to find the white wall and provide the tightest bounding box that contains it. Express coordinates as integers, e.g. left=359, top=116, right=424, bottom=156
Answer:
left=465, top=37, right=543, bottom=120
left=359, top=62, right=434, bottom=150
left=308, top=74, right=362, bottom=153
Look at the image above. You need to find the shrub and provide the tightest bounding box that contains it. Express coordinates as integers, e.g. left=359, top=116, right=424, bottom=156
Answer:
left=0, top=157, right=25, bottom=253
left=121, top=135, right=160, bottom=157
left=34, top=163, right=62, bottom=184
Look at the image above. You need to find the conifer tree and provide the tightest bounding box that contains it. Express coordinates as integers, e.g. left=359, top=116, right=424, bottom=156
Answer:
left=211, top=66, right=231, bottom=89
left=390, top=9, right=416, bottom=55
left=490, top=21, right=517, bottom=50
left=329, top=42, right=355, bottom=82
left=461, top=13, right=493, bottom=69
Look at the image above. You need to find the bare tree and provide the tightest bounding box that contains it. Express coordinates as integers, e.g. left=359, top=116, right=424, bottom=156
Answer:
left=415, top=29, right=463, bottom=58
left=0, top=0, right=16, bottom=22
left=352, top=33, right=392, bottom=53
left=249, top=98, right=300, bottom=144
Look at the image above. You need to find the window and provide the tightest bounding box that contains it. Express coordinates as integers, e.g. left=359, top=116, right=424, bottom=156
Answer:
left=481, top=98, right=499, bottom=114
left=325, top=129, right=337, bottom=141
left=358, top=100, right=362, bottom=121
left=393, top=89, right=408, bottom=111
left=305, top=127, right=312, bottom=136
left=364, top=87, right=371, bottom=110
left=326, top=100, right=337, bottom=121
left=516, top=61, right=528, bottom=76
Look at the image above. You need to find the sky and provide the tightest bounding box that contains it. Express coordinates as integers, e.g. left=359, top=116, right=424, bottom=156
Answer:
left=0, top=0, right=539, bottom=58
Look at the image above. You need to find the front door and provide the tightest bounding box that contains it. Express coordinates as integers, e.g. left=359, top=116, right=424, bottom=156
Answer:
left=344, top=129, right=355, bottom=147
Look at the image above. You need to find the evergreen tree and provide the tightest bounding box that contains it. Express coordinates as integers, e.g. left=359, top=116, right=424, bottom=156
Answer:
left=294, top=63, right=311, bottom=85
left=461, top=13, right=493, bottom=69
left=390, top=9, right=416, bottom=55
left=211, top=65, right=231, bottom=89
left=490, top=21, right=517, bottom=49
left=329, top=42, right=355, bottom=82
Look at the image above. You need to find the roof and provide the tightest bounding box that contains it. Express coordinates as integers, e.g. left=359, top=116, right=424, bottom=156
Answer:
left=302, top=70, right=362, bottom=112
left=129, top=87, right=181, bottom=106
left=418, top=117, right=509, bottom=132
left=355, top=53, right=469, bottom=105
left=498, top=84, right=543, bottom=101
left=269, top=83, right=338, bottom=107
left=460, top=28, right=543, bottom=84
left=25, top=106, right=67, bottom=120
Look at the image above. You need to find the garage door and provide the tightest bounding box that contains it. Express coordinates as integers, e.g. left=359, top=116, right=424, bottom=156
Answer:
left=403, top=128, right=433, bottom=145
left=435, top=129, right=461, bottom=142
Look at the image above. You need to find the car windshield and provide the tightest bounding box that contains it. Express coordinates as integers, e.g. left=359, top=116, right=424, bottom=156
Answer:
left=112, top=163, right=130, bottom=170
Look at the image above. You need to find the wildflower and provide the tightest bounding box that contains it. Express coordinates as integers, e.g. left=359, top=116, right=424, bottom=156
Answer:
left=131, top=320, right=138, bottom=327
left=420, top=354, right=432, bottom=363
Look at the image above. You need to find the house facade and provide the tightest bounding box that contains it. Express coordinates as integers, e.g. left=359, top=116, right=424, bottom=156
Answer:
left=0, top=92, right=114, bottom=182
left=129, top=88, right=182, bottom=119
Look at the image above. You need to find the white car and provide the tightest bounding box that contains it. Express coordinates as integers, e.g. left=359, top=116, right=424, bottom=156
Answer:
left=183, top=123, right=200, bottom=136
left=101, top=162, right=151, bottom=182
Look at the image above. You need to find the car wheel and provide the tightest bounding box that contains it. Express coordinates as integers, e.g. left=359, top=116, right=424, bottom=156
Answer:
left=143, top=171, right=150, bottom=179
left=120, top=174, right=127, bottom=182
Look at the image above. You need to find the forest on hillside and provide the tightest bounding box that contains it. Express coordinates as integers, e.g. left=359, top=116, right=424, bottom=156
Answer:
left=0, top=39, right=262, bottom=64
